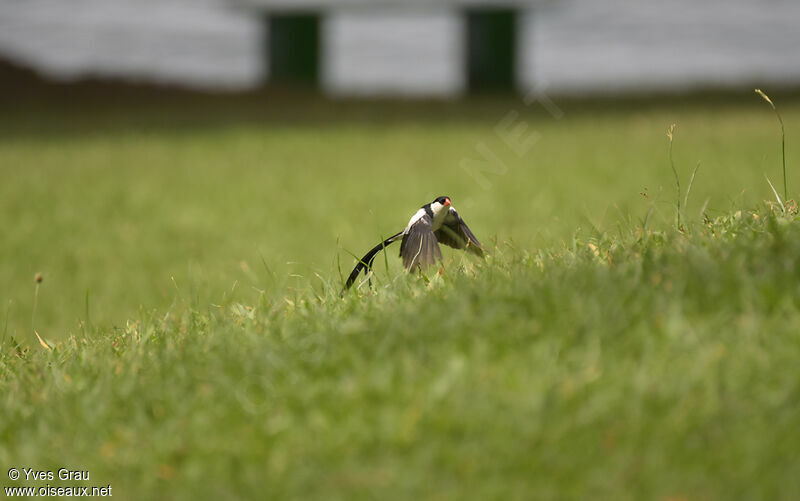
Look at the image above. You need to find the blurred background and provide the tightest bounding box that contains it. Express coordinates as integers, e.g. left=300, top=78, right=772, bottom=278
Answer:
left=2, top=0, right=800, bottom=339
left=1, top=0, right=800, bottom=95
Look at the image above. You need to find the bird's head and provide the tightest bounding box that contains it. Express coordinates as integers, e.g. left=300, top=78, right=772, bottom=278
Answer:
left=430, top=196, right=452, bottom=214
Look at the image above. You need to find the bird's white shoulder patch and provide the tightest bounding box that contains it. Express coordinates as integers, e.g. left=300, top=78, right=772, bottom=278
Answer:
left=404, top=208, right=428, bottom=233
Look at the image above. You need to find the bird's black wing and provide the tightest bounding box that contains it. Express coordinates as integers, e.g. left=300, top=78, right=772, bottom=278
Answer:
left=343, top=231, right=403, bottom=292
left=435, top=207, right=484, bottom=258
left=400, top=214, right=442, bottom=270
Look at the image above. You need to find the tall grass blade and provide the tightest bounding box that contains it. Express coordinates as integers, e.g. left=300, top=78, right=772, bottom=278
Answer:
left=258, top=249, right=277, bottom=289
left=756, top=89, right=788, bottom=201
left=765, top=174, right=785, bottom=213
left=335, top=251, right=343, bottom=287
left=643, top=204, right=655, bottom=232
left=34, top=329, right=51, bottom=351
left=698, top=197, right=710, bottom=220
left=381, top=235, right=390, bottom=277
left=313, top=272, right=333, bottom=297
left=667, top=124, right=681, bottom=229
left=641, top=187, right=662, bottom=232
left=683, top=161, right=701, bottom=216
left=31, top=275, right=42, bottom=337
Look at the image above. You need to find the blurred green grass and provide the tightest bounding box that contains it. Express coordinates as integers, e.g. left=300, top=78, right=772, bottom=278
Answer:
left=3, top=90, right=800, bottom=500
left=3, top=206, right=800, bottom=500
left=2, top=94, right=798, bottom=339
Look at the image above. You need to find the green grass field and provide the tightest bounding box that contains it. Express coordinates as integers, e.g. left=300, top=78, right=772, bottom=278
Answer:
left=2, top=91, right=800, bottom=499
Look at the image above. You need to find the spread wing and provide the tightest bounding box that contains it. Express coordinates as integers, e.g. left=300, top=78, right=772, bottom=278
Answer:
left=400, top=213, right=442, bottom=270
left=435, top=207, right=484, bottom=258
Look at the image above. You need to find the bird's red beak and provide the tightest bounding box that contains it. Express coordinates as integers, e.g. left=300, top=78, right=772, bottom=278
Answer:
left=444, top=198, right=451, bottom=206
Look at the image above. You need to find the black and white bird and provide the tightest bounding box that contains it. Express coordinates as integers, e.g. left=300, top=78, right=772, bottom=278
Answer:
left=343, top=196, right=484, bottom=291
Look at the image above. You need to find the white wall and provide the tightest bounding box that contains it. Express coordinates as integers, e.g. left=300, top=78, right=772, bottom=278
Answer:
left=0, top=0, right=263, bottom=90
left=322, top=9, right=465, bottom=97
left=519, top=0, right=800, bottom=94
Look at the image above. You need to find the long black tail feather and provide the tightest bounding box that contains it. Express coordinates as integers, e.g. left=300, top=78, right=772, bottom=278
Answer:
left=342, top=231, right=403, bottom=293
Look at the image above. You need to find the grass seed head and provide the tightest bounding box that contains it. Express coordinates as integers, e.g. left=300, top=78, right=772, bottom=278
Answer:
left=35, top=273, right=43, bottom=284
left=755, top=89, right=775, bottom=109
left=667, top=123, right=676, bottom=141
